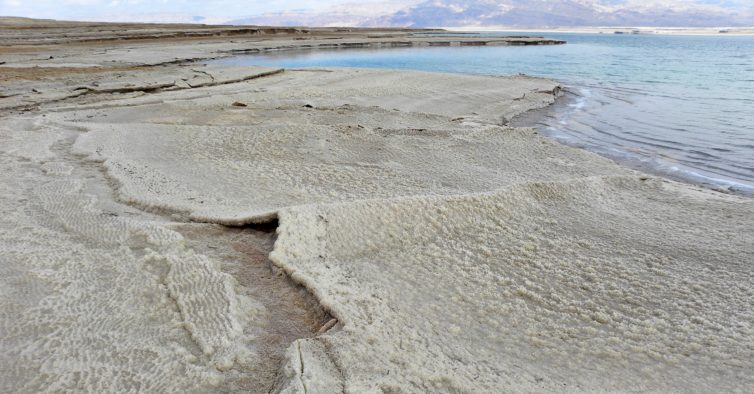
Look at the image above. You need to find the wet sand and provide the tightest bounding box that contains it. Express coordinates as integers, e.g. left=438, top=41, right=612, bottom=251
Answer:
left=1, top=18, right=752, bottom=393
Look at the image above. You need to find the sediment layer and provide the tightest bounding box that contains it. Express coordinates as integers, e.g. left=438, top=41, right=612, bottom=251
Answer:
left=0, top=18, right=563, bottom=114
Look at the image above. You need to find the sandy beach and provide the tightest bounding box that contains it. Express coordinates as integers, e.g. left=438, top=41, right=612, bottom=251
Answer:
left=1, top=19, right=753, bottom=393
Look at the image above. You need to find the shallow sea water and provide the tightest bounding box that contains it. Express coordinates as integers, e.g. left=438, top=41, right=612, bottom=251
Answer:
left=213, top=33, right=754, bottom=195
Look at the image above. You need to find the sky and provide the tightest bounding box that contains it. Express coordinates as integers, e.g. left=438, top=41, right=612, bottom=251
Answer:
left=0, top=0, right=360, bottom=22
left=1, top=0, right=751, bottom=25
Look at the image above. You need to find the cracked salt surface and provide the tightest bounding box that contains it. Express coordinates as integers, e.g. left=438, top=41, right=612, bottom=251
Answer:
left=2, top=67, right=753, bottom=393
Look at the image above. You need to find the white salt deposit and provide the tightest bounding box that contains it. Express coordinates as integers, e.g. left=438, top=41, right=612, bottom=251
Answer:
left=68, top=70, right=613, bottom=224
left=0, top=118, right=261, bottom=392
left=271, top=176, right=754, bottom=392
left=2, top=68, right=753, bottom=393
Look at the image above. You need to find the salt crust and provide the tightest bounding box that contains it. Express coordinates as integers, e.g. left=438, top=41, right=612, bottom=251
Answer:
left=3, top=68, right=753, bottom=392
left=271, top=176, right=754, bottom=392
left=1, top=122, right=255, bottom=392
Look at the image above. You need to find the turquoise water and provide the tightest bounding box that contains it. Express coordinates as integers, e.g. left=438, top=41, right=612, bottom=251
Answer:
left=213, top=33, right=754, bottom=194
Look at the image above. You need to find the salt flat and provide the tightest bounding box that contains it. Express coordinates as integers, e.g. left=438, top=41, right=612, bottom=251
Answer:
left=1, top=19, right=752, bottom=393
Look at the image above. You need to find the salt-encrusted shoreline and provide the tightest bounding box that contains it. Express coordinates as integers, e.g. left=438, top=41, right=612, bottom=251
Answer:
left=1, top=19, right=752, bottom=393
left=0, top=17, right=562, bottom=113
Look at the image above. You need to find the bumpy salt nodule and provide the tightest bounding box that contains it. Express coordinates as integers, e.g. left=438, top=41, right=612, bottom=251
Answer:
left=2, top=68, right=753, bottom=393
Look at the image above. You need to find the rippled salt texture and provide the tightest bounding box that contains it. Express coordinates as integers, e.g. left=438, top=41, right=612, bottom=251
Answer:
left=214, top=33, right=754, bottom=194
left=0, top=69, right=575, bottom=392
left=55, top=69, right=754, bottom=392
left=0, top=118, right=260, bottom=392
left=271, top=176, right=754, bottom=392
left=70, top=69, right=592, bottom=224
left=4, top=67, right=753, bottom=393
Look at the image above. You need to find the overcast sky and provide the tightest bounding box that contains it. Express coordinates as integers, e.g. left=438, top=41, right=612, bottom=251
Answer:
left=0, top=0, right=359, bottom=22
left=1, top=0, right=751, bottom=25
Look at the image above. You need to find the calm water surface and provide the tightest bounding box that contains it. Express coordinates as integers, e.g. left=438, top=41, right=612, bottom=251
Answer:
left=213, top=33, right=754, bottom=194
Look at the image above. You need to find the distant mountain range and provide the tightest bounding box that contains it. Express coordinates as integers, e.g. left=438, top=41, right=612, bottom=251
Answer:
left=229, top=0, right=754, bottom=28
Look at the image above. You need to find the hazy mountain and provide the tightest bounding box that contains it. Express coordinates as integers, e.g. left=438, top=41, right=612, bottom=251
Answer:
left=229, top=0, right=754, bottom=28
